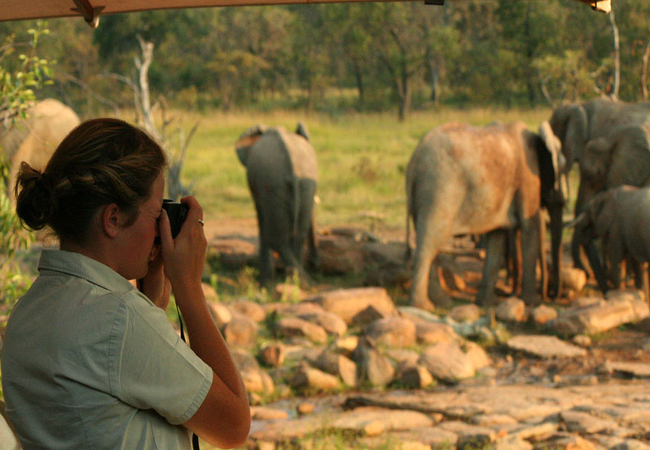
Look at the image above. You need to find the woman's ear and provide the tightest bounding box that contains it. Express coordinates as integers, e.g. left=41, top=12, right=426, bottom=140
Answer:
left=101, top=203, right=122, bottom=238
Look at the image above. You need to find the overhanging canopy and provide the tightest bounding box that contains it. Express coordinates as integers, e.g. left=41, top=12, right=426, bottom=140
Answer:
left=0, top=0, right=611, bottom=28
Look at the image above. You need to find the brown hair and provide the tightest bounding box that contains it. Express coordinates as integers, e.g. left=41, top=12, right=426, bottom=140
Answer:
left=14, top=118, right=167, bottom=243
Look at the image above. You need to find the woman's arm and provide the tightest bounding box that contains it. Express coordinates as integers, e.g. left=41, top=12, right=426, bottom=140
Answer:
left=159, top=197, right=250, bottom=448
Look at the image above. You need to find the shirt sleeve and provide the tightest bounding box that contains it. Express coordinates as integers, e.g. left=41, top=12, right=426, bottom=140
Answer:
left=109, top=293, right=213, bottom=425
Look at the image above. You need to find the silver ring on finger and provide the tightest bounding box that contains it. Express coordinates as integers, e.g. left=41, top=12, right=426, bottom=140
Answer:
left=198, top=219, right=204, bottom=226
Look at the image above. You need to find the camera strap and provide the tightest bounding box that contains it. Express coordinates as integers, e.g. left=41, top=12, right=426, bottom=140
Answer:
left=177, top=304, right=200, bottom=450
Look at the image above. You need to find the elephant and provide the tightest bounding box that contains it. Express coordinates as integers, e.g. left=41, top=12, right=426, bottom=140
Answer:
left=549, top=98, right=650, bottom=288
left=570, top=185, right=650, bottom=298
left=1, top=99, right=80, bottom=198
left=236, top=122, right=318, bottom=286
left=406, top=121, right=565, bottom=310
left=570, top=123, right=650, bottom=290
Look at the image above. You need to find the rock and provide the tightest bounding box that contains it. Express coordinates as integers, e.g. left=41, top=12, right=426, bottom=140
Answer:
left=440, top=265, right=467, bottom=292
left=207, top=301, right=233, bottom=328
left=554, top=295, right=650, bottom=336
left=450, top=304, right=482, bottom=323
left=223, top=314, right=258, bottom=348
left=307, top=287, right=396, bottom=324
left=316, top=234, right=365, bottom=274
left=275, top=283, right=308, bottom=301
left=334, top=335, right=359, bottom=354
left=611, top=440, right=650, bottom=450
left=562, top=267, right=587, bottom=292
left=463, top=341, right=491, bottom=370
left=290, top=364, right=339, bottom=391
left=530, top=304, right=558, bottom=325
left=609, top=362, right=650, bottom=378
left=573, top=334, right=592, bottom=347
left=296, top=402, right=314, bottom=416
left=419, top=341, right=475, bottom=382
left=495, top=435, right=533, bottom=450
left=282, top=302, right=326, bottom=316
left=496, top=297, right=527, bottom=322
left=299, top=311, right=347, bottom=336
left=207, top=237, right=257, bottom=269
left=201, top=282, right=218, bottom=301
left=276, top=317, right=328, bottom=344
left=230, top=300, right=266, bottom=323
left=506, top=335, right=586, bottom=359
left=241, top=367, right=275, bottom=394
left=260, top=342, right=286, bottom=367
left=314, top=350, right=358, bottom=387
left=364, top=317, right=417, bottom=348
left=471, top=414, right=518, bottom=427
left=352, top=305, right=392, bottom=327
left=396, top=364, right=434, bottom=389
left=456, top=431, right=496, bottom=450
left=606, top=289, right=646, bottom=303
left=415, top=321, right=460, bottom=345
left=386, top=349, right=420, bottom=366
left=541, top=434, right=596, bottom=450
left=354, top=337, right=395, bottom=387
left=251, top=406, right=289, bottom=420
left=561, top=410, right=616, bottom=434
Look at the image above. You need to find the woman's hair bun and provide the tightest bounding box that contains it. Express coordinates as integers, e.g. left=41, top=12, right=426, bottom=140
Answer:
left=14, top=162, right=55, bottom=231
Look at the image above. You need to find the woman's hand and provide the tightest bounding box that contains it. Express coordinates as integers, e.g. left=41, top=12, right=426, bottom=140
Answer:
left=159, top=196, right=207, bottom=296
left=140, top=249, right=172, bottom=311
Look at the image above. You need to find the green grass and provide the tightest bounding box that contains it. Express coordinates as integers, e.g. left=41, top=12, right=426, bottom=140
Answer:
left=177, top=107, right=554, bottom=230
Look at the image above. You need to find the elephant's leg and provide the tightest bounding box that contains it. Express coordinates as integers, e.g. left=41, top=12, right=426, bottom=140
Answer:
left=410, top=214, right=453, bottom=311
left=520, top=213, right=542, bottom=306
left=606, top=235, right=624, bottom=291
left=630, top=258, right=644, bottom=290
left=305, top=212, right=319, bottom=271
left=255, top=201, right=275, bottom=286
left=477, top=229, right=507, bottom=307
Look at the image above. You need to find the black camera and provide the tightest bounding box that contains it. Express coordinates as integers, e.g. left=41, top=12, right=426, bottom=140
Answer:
left=154, top=199, right=188, bottom=244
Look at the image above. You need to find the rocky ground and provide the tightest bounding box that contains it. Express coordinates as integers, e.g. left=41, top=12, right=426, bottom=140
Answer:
left=200, top=220, right=650, bottom=450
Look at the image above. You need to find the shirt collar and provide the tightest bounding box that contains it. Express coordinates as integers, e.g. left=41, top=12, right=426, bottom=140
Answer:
left=37, top=249, right=137, bottom=294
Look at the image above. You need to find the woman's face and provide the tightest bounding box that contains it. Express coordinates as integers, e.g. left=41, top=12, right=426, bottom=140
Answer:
left=119, top=172, right=165, bottom=280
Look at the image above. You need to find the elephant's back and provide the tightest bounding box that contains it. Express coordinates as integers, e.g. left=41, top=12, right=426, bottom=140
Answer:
left=246, top=131, right=290, bottom=188
left=276, top=130, right=318, bottom=181
left=3, top=99, right=80, bottom=165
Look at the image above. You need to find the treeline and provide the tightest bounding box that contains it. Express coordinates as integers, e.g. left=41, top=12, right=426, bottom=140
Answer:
left=2, top=0, right=650, bottom=120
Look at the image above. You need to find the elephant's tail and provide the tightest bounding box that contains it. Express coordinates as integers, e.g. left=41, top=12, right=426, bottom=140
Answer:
left=405, top=179, right=414, bottom=266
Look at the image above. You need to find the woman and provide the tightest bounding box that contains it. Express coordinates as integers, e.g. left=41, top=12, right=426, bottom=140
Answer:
left=1, top=118, right=250, bottom=449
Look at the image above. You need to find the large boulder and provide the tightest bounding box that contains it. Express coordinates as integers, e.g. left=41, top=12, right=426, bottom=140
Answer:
left=306, top=287, right=396, bottom=324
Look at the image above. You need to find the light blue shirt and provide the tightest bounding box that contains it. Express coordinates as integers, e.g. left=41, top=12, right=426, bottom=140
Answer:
left=1, top=250, right=212, bottom=449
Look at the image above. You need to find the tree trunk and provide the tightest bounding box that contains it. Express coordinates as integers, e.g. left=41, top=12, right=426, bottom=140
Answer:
left=609, top=3, right=620, bottom=99
left=429, top=59, right=439, bottom=104
left=642, top=40, right=650, bottom=101
left=353, top=59, right=364, bottom=104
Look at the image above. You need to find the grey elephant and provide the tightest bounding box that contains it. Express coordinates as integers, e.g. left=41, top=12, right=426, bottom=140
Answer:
left=236, top=122, right=318, bottom=286
left=549, top=98, right=650, bottom=287
left=570, top=185, right=650, bottom=298
left=570, top=123, right=650, bottom=290
left=406, top=121, right=565, bottom=310
left=1, top=99, right=80, bottom=196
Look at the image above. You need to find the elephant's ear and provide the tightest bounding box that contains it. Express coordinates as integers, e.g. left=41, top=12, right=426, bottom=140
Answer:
left=235, top=124, right=268, bottom=166
left=550, top=104, right=587, bottom=169
left=296, top=122, right=310, bottom=141
left=581, top=137, right=610, bottom=181
left=539, top=121, right=563, bottom=191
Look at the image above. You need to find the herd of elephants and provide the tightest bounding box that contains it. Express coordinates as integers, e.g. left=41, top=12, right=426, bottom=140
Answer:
left=234, top=98, right=650, bottom=312
left=4, top=97, right=650, bottom=312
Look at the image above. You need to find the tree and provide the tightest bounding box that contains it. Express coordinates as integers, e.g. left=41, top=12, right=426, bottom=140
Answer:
left=0, top=22, right=51, bottom=303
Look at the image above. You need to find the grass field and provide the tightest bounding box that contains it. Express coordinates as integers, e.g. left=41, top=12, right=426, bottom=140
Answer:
left=177, top=107, right=554, bottom=232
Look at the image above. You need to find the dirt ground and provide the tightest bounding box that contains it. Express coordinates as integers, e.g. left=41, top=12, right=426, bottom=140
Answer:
left=203, top=216, right=650, bottom=380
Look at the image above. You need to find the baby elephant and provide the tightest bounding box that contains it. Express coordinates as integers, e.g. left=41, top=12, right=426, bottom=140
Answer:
left=236, top=123, right=318, bottom=286
left=571, top=185, right=650, bottom=297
